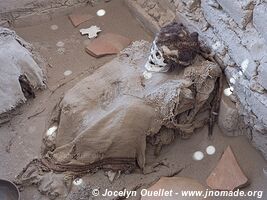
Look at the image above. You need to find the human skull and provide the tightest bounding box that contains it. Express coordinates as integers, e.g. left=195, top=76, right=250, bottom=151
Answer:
left=145, top=40, right=170, bottom=72
left=145, top=22, right=200, bottom=73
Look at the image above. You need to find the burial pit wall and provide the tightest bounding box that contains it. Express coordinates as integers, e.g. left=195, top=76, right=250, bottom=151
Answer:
left=125, top=0, right=267, bottom=160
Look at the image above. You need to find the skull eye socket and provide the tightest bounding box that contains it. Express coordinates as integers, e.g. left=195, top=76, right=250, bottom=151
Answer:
left=155, top=51, right=161, bottom=59
left=149, top=60, right=164, bottom=67
left=149, top=60, right=155, bottom=65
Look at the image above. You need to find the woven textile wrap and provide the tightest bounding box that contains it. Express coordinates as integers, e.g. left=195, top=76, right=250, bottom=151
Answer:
left=42, top=40, right=221, bottom=171
left=0, top=27, right=46, bottom=115
left=16, top=41, right=221, bottom=199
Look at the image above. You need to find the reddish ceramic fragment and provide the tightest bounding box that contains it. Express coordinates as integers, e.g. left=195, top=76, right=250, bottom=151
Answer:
left=69, top=14, right=93, bottom=27
left=85, top=33, right=131, bottom=57
left=206, top=146, right=248, bottom=191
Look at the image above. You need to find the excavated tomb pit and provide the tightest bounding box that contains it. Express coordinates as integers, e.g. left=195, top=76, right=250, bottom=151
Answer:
left=0, top=0, right=266, bottom=200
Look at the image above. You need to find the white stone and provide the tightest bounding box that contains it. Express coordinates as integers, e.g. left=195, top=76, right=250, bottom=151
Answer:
left=46, top=126, right=58, bottom=136
left=193, top=151, right=204, bottom=161
left=97, top=9, right=106, bottom=16
left=80, top=26, right=101, bottom=39
left=223, top=87, right=233, bottom=96
left=56, top=41, right=64, bottom=47
left=50, top=24, right=58, bottom=30
left=64, top=70, right=72, bottom=76
left=206, top=146, right=216, bottom=155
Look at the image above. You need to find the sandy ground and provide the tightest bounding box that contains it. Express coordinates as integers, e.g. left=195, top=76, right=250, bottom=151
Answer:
left=0, top=0, right=266, bottom=199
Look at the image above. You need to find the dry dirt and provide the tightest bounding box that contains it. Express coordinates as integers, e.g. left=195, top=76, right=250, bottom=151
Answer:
left=0, top=0, right=266, bottom=200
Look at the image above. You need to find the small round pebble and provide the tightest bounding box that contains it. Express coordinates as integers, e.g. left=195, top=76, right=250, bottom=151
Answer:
left=206, top=145, right=216, bottom=155
left=97, top=9, right=106, bottom=16
left=50, top=24, right=58, bottom=30
left=193, top=151, right=204, bottom=161
left=56, top=41, right=65, bottom=47
left=64, top=70, right=72, bottom=76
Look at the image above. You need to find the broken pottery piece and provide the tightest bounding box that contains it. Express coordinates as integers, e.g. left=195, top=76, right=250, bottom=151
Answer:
left=68, top=14, right=93, bottom=27
left=141, top=177, right=208, bottom=200
left=85, top=33, right=131, bottom=57
left=85, top=39, right=118, bottom=57
left=80, top=26, right=101, bottom=39
left=206, top=146, right=248, bottom=191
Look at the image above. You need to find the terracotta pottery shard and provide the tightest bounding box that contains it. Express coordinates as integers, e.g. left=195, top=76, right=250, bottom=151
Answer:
left=85, top=39, right=118, bottom=57
left=85, top=33, right=131, bottom=57
left=206, top=146, right=248, bottom=191
left=68, top=14, right=93, bottom=27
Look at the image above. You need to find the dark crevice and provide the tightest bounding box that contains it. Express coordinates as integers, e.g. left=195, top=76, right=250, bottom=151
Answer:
left=19, top=75, right=35, bottom=99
